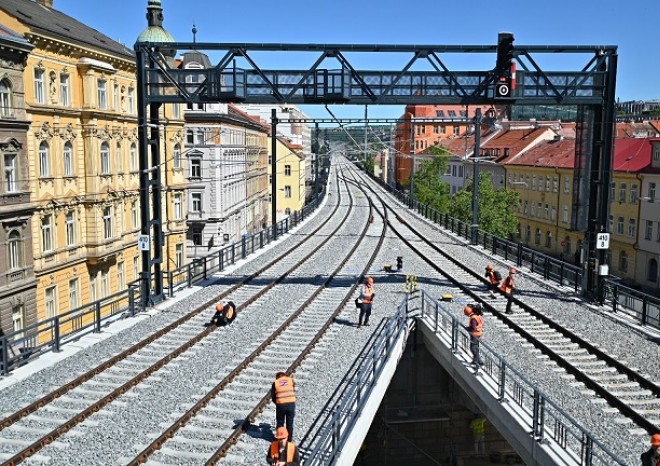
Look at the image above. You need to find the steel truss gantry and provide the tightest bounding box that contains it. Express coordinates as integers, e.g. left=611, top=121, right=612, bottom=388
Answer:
left=135, top=40, right=617, bottom=305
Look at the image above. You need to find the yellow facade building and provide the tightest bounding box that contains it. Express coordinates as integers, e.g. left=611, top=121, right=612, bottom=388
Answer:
left=0, top=0, right=186, bottom=328
left=269, top=137, right=307, bottom=221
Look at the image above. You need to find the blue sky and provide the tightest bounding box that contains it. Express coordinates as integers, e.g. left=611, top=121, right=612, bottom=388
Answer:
left=56, top=0, right=660, bottom=120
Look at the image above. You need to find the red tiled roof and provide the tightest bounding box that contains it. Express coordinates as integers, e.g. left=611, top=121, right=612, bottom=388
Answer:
left=482, top=126, right=553, bottom=162
left=615, top=122, right=660, bottom=138
left=612, top=138, right=656, bottom=172
left=401, top=104, right=507, bottom=120
left=504, top=138, right=576, bottom=169
left=437, top=125, right=499, bottom=156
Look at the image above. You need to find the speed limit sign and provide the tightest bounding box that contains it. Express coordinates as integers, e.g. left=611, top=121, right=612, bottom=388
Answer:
left=596, top=233, right=610, bottom=249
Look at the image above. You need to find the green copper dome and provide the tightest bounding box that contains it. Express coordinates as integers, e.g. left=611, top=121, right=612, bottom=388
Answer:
left=137, top=26, right=175, bottom=43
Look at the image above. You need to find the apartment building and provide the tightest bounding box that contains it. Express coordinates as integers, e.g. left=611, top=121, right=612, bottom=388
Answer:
left=0, top=0, right=186, bottom=326
left=269, top=137, right=307, bottom=222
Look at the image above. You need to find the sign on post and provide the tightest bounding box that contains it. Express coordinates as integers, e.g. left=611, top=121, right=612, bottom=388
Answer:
left=137, top=235, right=150, bottom=251
left=596, top=233, right=610, bottom=249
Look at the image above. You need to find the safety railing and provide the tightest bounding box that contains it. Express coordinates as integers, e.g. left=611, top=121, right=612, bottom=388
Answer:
left=418, top=290, right=626, bottom=466
left=299, top=295, right=410, bottom=465
left=0, top=190, right=326, bottom=377
left=368, top=173, right=660, bottom=330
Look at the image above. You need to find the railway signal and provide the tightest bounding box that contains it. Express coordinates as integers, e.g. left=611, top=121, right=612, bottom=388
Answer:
left=495, top=32, right=515, bottom=99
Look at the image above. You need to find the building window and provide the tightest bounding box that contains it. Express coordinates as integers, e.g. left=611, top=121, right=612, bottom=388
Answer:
left=190, top=158, right=201, bottom=178
left=648, top=259, right=658, bottom=282
left=562, top=206, right=569, bottom=223
left=130, top=143, right=137, bottom=171
left=97, top=79, right=107, bottom=109
left=34, top=69, right=45, bottom=104
left=12, top=305, right=25, bottom=337
left=175, top=243, right=183, bottom=268
left=101, top=269, right=109, bottom=297
left=618, top=183, right=626, bottom=203
left=285, top=208, right=291, bottom=216
left=116, top=142, right=123, bottom=172
left=100, top=142, right=110, bottom=174
left=630, top=184, right=638, bottom=203
left=649, top=182, right=656, bottom=200
left=619, top=251, right=628, bottom=273
left=563, top=236, right=571, bottom=254
left=63, top=142, right=73, bottom=177
left=173, top=144, right=181, bottom=169
left=39, top=141, right=50, bottom=177
left=551, top=206, right=556, bottom=221
left=4, top=153, right=17, bottom=193
left=453, top=126, right=460, bottom=135
left=545, top=231, right=552, bottom=248
left=0, top=79, right=13, bottom=116
left=645, top=220, right=653, bottom=240
left=525, top=225, right=531, bottom=242
left=191, top=226, right=203, bottom=246
left=628, top=218, right=636, bottom=238
left=616, top=217, right=624, bottom=235
left=191, top=193, right=202, bottom=212
left=118, top=261, right=125, bottom=290
left=530, top=203, right=535, bottom=217
left=114, top=82, right=119, bottom=111
left=284, top=165, right=291, bottom=176
left=535, top=228, right=541, bottom=246
left=66, top=210, right=76, bottom=246
left=284, top=186, right=292, bottom=198
left=172, top=103, right=180, bottom=119
left=128, top=87, right=135, bottom=114
left=69, top=279, right=79, bottom=310
left=103, top=206, right=113, bottom=239
left=45, top=286, right=57, bottom=319
left=564, top=177, right=570, bottom=194
left=132, top=201, right=138, bottom=228
left=42, top=214, right=53, bottom=252
left=609, top=215, right=613, bottom=232
left=133, top=257, right=139, bottom=281
left=174, top=193, right=182, bottom=219
left=610, top=182, right=615, bottom=200
left=7, top=230, right=23, bottom=270
left=553, top=177, right=558, bottom=192
left=195, top=130, right=205, bottom=145
left=187, top=130, right=194, bottom=145
left=532, top=176, right=537, bottom=191
left=60, top=74, right=70, bottom=107
left=544, top=204, right=549, bottom=219
left=441, top=125, right=446, bottom=134
left=545, top=176, right=551, bottom=192
left=90, top=272, right=97, bottom=302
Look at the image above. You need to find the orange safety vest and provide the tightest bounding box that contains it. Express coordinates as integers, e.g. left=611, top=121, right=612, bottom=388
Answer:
left=487, top=270, right=500, bottom=285
left=274, top=376, right=296, bottom=404
left=468, top=314, right=483, bottom=337
left=361, top=285, right=374, bottom=304
left=500, top=276, right=514, bottom=294
left=269, top=441, right=296, bottom=463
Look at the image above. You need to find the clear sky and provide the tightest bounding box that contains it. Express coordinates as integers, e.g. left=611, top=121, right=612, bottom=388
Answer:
left=55, top=0, right=660, bottom=120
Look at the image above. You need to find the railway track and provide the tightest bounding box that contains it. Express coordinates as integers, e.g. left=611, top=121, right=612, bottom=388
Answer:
left=347, top=164, right=660, bottom=440
left=0, top=168, right=366, bottom=465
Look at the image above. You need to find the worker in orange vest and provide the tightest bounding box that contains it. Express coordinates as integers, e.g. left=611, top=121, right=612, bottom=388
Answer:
left=464, top=303, right=484, bottom=366
left=357, top=277, right=375, bottom=327
left=500, top=268, right=516, bottom=314
left=266, top=427, right=300, bottom=466
left=641, top=433, right=660, bottom=466
left=272, top=371, right=296, bottom=441
left=484, top=264, right=501, bottom=299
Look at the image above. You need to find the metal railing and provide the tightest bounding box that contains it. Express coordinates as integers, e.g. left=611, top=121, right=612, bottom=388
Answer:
left=418, top=290, right=625, bottom=466
left=0, top=191, right=326, bottom=376
left=300, top=295, right=411, bottom=465
left=368, top=173, right=660, bottom=331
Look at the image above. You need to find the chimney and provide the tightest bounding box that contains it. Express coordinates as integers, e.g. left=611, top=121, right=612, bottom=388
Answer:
left=36, top=0, right=54, bottom=8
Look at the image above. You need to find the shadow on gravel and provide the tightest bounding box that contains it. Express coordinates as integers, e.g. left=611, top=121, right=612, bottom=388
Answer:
left=242, top=421, right=275, bottom=441
left=333, top=317, right=359, bottom=327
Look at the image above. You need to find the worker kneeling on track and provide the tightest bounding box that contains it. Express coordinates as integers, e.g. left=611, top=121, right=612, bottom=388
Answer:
left=464, top=303, right=484, bottom=366
left=267, top=426, right=300, bottom=466
left=205, top=300, right=236, bottom=327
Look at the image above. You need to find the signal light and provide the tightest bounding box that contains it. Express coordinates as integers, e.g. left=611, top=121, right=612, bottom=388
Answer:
left=496, top=32, right=515, bottom=73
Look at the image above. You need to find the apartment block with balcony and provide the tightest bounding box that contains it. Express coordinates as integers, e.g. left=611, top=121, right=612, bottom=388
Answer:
left=0, top=24, right=37, bottom=338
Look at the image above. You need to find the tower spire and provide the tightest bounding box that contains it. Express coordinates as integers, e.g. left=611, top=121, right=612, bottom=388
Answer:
left=146, top=0, right=164, bottom=28
left=192, top=23, right=197, bottom=48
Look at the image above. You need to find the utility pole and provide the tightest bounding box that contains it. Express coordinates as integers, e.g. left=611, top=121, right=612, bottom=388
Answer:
left=409, top=120, right=415, bottom=205
left=313, top=122, right=319, bottom=198
left=471, top=108, right=482, bottom=244
left=364, top=105, right=369, bottom=167
left=271, top=109, right=278, bottom=239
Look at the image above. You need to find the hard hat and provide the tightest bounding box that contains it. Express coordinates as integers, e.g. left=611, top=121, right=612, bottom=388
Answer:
left=486, top=264, right=493, bottom=270
left=276, top=427, right=289, bottom=439
left=463, top=306, right=473, bottom=316
left=652, top=433, right=660, bottom=446
left=367, top=277, right=374, bottom=285
left=215, top=303, right=224, bottom=312
left=509, top=268, right=517, bottom=274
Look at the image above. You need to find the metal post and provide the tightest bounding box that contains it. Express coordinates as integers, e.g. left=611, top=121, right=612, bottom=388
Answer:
left=314, top=122, right=319, bottom=198
left=271, top=109, right=278, bottom=239
left=364, top=104, right=368, bottom=166
left=471, top=109, right=482, bottom=244
left=409, top=120, right=415, bottom=202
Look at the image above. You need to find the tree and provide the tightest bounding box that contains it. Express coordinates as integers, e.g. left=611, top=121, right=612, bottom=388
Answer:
left=449, top=172, right=520, bottom=238
left=412, top=152, right=451, bottom=213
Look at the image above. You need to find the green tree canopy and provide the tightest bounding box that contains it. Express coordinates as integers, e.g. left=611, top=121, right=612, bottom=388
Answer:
left=412, top=148, right=451, bottom=213
left=448, top=172, right=520, bottom=238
